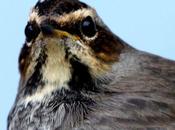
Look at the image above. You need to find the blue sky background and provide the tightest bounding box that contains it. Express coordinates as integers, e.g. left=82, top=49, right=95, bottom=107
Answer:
left=0, top=0, right=175, bottom=129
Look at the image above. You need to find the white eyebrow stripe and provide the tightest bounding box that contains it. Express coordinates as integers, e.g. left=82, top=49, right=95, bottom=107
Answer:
left=29, top=10, right=48, bottom=24
left=29, top=8, right=96, bottom=25
left=57, top=8, right=96, bottom=24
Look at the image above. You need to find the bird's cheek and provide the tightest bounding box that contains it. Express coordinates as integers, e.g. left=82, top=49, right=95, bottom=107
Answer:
left=89, top=28, right=125, bottom=63
left=90, top=42, right=124, bottom=63
left=95, top=52, right=119, bottom=62
left=19, top=43, right=32, bottom=76
left=19, top=41, right=43, bottom=80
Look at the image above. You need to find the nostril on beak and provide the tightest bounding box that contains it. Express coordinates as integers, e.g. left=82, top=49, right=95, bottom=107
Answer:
left=40, top=24, right=54, bottom=35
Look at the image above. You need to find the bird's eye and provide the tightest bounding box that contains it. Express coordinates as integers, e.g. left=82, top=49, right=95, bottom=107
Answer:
left=81, top=16, right=97, bottom=38
left=25, top=22, right=40, bottom=42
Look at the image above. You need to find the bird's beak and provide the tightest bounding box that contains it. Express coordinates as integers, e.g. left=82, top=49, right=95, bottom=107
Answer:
left=40, top=24, right=80, bottom=41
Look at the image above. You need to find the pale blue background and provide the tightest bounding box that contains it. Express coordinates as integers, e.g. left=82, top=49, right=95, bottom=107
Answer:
left=0, top=0, right=175, bottom=129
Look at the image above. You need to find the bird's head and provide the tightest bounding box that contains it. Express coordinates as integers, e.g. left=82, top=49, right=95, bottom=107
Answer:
left=18, top=0, right=125, bottom=100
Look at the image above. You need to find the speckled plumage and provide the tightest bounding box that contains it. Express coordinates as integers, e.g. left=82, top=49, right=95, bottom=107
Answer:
left=8, top=0, right=175, bottom=130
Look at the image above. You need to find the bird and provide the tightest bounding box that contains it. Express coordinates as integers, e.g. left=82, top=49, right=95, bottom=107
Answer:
left=7, top=0, right=175, bottom=130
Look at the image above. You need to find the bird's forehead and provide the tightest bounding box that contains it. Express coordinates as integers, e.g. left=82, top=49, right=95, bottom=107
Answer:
left=30, top=0, right=96, bottom=24
left=34, top=0, right=88, bottom=16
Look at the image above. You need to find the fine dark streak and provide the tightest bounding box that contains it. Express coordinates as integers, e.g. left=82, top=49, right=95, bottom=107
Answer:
left=46, top=88, right=96, bottom=128
left=68, top=57, right=100, bottom=93
left=47, top=89, right=95, bottom=113
left=24, top=49, right=47, bottom=95
left=35, top=0, right=88, bottom=16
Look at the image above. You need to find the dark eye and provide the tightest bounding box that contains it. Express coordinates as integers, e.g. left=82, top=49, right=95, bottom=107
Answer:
left=25, top=22, right=40, bottom=42
left=81, top=16, right=97, bottom=38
